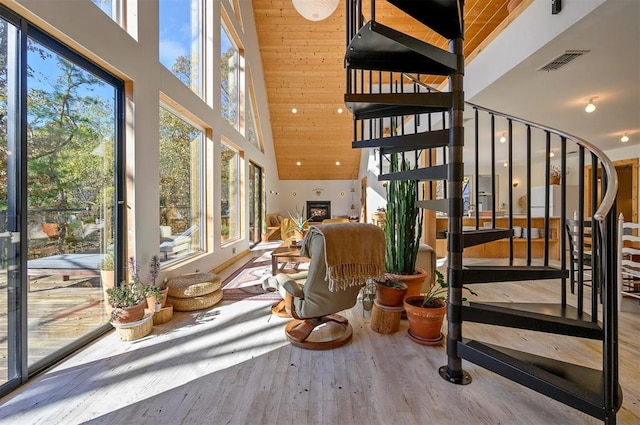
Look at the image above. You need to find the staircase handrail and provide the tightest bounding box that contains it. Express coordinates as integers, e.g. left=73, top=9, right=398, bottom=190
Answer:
left=401, top=73, right=618, bottom=222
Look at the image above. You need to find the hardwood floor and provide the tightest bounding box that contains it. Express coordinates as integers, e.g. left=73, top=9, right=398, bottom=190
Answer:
left=0, top=247, right=638, bottom=424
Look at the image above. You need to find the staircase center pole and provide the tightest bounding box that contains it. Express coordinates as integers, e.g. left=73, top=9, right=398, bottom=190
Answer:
left=439, top=31, right=471, bottom=385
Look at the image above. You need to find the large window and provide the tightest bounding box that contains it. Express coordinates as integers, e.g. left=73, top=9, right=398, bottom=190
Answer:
left=220, top=23, right=240, bottom=128
left=159, top=0, right=203, bottom=96
left=221, top=143, right=240, bottom=243
left=247, top=89, right=261, bottom=151
left=159, top=107, right=203, bottom=262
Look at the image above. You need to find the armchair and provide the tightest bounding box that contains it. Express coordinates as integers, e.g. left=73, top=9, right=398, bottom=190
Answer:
left=272, top=222, right=385, bottom=349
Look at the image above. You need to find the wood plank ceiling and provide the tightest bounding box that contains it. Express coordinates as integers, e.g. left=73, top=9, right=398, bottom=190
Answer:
left=252, top=0, right=511, bottom=180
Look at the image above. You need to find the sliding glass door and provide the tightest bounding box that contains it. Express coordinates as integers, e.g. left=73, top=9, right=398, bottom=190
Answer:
left=0, top=14, right=21, bottom=392
left=0, top=8, right=124, bottom=396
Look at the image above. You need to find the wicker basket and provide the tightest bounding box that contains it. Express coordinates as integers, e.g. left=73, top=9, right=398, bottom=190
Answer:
left=113, top=311, right=154, bottom=341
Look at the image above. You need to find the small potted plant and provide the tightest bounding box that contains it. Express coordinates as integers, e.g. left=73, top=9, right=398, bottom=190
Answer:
left=142, top=255, right=167, bottom=311
left=106, top=257, right=146, bottom=324
left=287, top=206, right=308, bottom=243
left=99, top=252, right=115, bottom=290
left=550, top=164, right=569, bottom=185
left=374, top=276, right=407, bottom=307
left=403, top=270, right=477, bottom=345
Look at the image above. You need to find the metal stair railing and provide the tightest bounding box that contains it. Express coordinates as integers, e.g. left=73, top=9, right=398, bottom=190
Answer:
left=345, top=0, right=620, bottom=421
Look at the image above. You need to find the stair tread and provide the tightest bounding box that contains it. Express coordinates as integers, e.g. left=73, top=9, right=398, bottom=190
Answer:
left=352, top=129, right=449, bottom=151
left=387, top=0, right=463, bottom=39
left=345, top=92, right=451, bottom=120
left=462, top=228, right=513, bottom=248
left=458, top=339, right=622, bottom=419
left=379, top=165, right=447, bottom=182
left=346, top=21, right=456, bottom=75
left=461, top=265, right=567, bottom=284
left=461, top=302, right=602, bottom=339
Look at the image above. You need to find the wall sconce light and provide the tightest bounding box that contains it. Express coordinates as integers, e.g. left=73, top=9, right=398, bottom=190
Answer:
left=500, top=132, right=506, bottom=143
left=621, top=133, right=629, bottom=143
left=512, top=181, right=519, bottom=188
left=585, top=97, right=597, bottom=113
left=313, top=188, right=324, bottom=196
left=503, top=161, right=509, bottom=167
left=549, top=151, right=555, bottom=157
left=292, top=0, right=339, bottom=21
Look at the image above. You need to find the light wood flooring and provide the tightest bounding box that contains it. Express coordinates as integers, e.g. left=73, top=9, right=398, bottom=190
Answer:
left=0, top=247, right=638, bottom=425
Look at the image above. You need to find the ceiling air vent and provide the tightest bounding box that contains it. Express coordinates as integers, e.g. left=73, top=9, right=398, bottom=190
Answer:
left=538, top=50, right=590, bottom=71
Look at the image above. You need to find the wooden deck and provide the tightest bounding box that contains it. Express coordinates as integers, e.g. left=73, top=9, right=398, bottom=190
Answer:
left=0, top=250, right=638, bottom=424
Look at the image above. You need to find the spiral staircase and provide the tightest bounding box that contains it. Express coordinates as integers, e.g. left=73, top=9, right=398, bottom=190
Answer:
left=344, top=1, right=621, bottom=423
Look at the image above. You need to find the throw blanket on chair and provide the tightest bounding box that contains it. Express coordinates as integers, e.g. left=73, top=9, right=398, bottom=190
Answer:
left=302, top=223, right=385, bottom=292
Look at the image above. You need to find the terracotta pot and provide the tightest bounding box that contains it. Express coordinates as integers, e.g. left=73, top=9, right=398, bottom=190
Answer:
left=403, top=296, right=446, bottom=341
left=111, top=301, right=146, bottom=324
left=388, top=267, right=429, bottom=300
left=376, top=284, right=407, bottom=307
left=159, top=287, right=169, bottom=308
left=146, top=287, right=169, bottom=310
left=550, top=176, right=561, bottom=185
left=100, top=270, right=115, bottom=290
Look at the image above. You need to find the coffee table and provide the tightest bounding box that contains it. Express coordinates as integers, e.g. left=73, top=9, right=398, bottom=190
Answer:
left=271, top=245, right=310, bottom=275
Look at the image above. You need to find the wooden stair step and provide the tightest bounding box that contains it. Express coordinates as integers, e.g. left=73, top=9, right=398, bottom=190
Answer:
left=457, top=339, right=622, bottom=420
left=458, top=302, right=603, bottom=339
left=462, top=265, right=567, bottom=284
left=345, top=21, right=456, bottom=75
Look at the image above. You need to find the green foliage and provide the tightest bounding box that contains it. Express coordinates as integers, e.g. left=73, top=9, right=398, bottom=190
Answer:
left=106, top=257, right=145, bottom=321
left=421, top=270, right=478, bottom=308
left=99, top=252, right=114, bottom=271
left=375, top=276, right=407, bottom=290
left=288, top=206, right=307, bottom=233
left=142, top=284, right=165, bottom=304
left=384, top=152, right=423, bottom=275
left=106, top=281, right=145, bottom=309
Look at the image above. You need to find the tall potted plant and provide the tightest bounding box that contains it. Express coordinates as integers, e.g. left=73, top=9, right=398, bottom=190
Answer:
left=383, top=152, right=426, bottom=298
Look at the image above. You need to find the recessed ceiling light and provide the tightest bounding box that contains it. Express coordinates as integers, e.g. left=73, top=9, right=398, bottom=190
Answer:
left=549, top=151, right=555, bottom=157
left=336, top=161, right=340, bottom=166
left=621, top=133, right=629, bottom=142
left=503, top=161, right=509, bottom=167
left=291, top=108, right=297, bottom=114
left=296, top=161, right=301, bottom=166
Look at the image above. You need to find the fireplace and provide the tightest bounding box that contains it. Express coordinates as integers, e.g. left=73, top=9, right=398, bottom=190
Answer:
left=306, top=201, right=331, bottom=222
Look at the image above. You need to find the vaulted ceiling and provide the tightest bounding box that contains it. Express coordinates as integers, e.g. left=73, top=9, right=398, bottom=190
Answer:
left=252, top=0, right=511, bottom=180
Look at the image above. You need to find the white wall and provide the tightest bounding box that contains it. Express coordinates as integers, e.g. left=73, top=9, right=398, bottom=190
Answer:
left=275, top=180, right=359, bottom=219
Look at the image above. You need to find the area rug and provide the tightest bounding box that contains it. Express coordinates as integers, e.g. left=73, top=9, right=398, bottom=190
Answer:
left=221, top=257, right=278, bottom=301
left=221, top=256, right=311, bottom=301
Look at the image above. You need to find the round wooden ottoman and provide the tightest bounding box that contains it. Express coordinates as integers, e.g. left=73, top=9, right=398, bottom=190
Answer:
left=166, top=272, right=222, bottom=312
